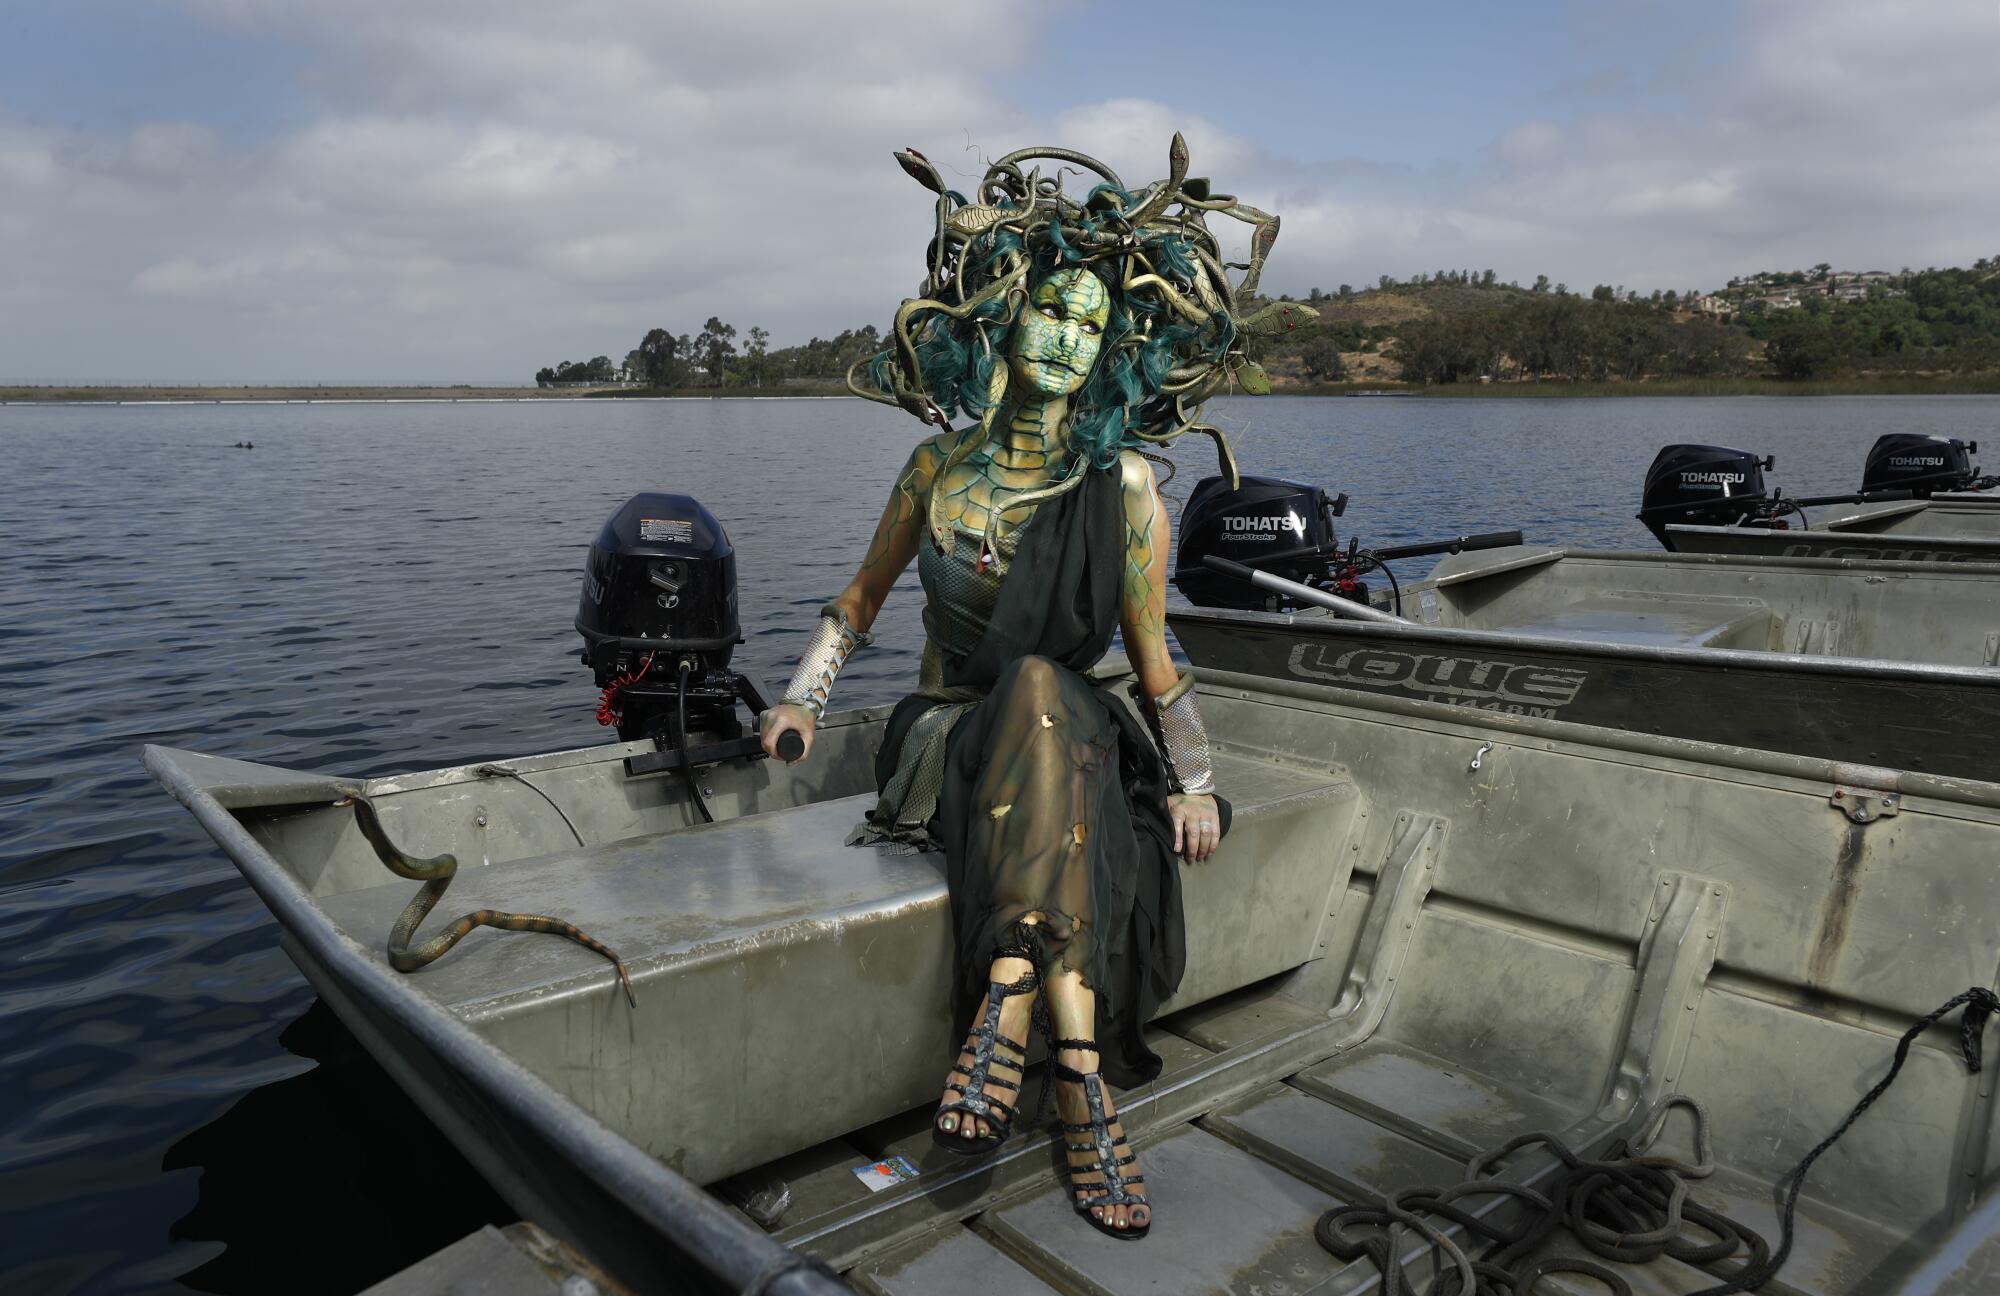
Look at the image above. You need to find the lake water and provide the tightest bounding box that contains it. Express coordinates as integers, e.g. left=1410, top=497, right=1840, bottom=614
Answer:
left=4, top=393, right=1997, bottom=1293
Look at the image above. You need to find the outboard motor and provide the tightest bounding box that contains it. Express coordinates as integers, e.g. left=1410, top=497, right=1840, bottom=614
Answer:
left=1172, top=475, right=1347, bottom=610
left=1637, top=444, right=1775, bottom=549
left=1173, top=475, right=1523, bottom=615
left=576, top=493, right=765, bottom=745
left=1861, top=434, right=1985, bottom=495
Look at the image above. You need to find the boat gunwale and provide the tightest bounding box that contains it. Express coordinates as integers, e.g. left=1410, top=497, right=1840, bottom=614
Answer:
left=1167, top=600, right=2000, bottom=687
left=350, top=704, right=900, bottom=799
left=1819, top=498, right=1937, bottom=525
left=1659, top=522, right=2000, bottom=555
left=1186, top=664, right=2000, bottom=811
left=140, top=742, right=848, bottom=1296
left=1470, top=544, right=2000, bottom=577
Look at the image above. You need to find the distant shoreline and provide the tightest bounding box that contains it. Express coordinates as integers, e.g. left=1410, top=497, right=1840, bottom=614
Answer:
left=0, top=384, right=855, bottom=405
left=6, top=375, right=1998, bottom=404
left=1296, top=375, right=2000, bottom=397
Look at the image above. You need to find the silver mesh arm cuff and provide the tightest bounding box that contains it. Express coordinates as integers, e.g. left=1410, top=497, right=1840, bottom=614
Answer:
left=781, top=605, right=870, bottom=720
left=1150, top=673, right=1215, bottom=795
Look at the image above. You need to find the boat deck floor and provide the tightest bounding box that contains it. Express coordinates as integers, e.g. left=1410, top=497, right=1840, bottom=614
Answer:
left=731, top=978, right=1900, bottom=1296
left=1476, top=593, right=1774, bottom=650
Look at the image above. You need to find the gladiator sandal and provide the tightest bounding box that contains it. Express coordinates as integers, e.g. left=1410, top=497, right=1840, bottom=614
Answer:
left=1052, top=1039, right=1151, bottom=1240
left=932, top=952, right=1043, bottom=1156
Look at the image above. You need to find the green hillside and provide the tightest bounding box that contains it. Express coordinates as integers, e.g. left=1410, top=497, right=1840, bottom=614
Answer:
left=1250, top=260, right=2000, bottom=388
left=533, top=258, right=2000, bottom=395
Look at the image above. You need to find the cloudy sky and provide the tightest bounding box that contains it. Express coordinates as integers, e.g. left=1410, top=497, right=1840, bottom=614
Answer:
left=2, top=0, right=1995, bottom=383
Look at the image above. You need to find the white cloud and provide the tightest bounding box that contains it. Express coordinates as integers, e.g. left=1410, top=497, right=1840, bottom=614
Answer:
left=1, top=0, right=1995, bottom=380
left=1, top=1, right=1049, bottom=379
left=1233, top=0, right=2000, bottom=292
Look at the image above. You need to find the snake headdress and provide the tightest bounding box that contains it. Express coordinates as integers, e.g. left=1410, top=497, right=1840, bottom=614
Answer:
left=849, top=135, right=1316, bottom=549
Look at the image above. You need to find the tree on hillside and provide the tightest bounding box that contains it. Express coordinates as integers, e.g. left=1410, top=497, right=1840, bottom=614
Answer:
left=694, top=317, right=737, bottom=385
left=1765, top=317, right=1837, bottom=380
left=763, top=324, right=881, bottom=383
left=1299, top=336, right=1347, bottom=382
left=1394, top=314, right=1504, bottom=384
left=743, top=326, right=770, bottom=387
left=536, top=355, right=616, bottom=385
left=1532, top=274, right=1550, bottom=294
left=636, top=328, right=685, bottom=388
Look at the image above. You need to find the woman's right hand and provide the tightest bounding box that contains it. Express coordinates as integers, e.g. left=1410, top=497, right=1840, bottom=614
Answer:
left=759, top=703, right=817, bottom=764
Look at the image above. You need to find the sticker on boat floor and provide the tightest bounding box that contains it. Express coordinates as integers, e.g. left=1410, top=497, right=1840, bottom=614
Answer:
left=851, top=1155, right=921, bottom=1192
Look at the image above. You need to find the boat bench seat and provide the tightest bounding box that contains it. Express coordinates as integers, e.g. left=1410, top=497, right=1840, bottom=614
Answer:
left=1498, top=593, right=1773, bottom=650
left=315, top=744, right=1359, bottom=1185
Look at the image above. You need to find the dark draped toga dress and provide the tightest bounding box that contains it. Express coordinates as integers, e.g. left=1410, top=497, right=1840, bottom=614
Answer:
left=855, top=464, right=1209, bottom=1088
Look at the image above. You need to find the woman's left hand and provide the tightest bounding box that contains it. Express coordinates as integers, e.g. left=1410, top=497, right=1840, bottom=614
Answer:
left=1168, top=792, right=1222, bottom=863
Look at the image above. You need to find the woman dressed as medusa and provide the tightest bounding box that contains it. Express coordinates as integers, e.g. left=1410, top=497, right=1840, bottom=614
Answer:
left=760, top=136, right=1309, bottom=1240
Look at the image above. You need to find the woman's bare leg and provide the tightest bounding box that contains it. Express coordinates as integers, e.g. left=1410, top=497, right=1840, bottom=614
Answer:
left=1046, top=967, right=1150, bottom=1231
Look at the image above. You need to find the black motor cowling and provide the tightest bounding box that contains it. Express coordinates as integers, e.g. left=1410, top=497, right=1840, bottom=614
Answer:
left=1861, top=434, right=1980, bottom=495
left=1638, top=444, right=1774, bottom=548
left=577, top=493, right=750, bottom=741
left=1172, top=474, right=1344, bottom=610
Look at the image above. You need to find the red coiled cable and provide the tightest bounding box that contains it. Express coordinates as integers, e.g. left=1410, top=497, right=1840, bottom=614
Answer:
left=596, top=652, right=657, bottom=727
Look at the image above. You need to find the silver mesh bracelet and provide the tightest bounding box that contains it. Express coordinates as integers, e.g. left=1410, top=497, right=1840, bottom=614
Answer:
left=781, top=605, right=871, bottom=720
left=1150, top=673, right=1216, bottom=795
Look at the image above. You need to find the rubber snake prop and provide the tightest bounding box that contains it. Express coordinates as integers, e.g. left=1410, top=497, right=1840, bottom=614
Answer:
left=337, top=794, right=637, bottom=1006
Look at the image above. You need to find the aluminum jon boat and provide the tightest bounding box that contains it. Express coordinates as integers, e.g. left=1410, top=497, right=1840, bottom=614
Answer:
left=1662, top=495, right=2000, bottom=563
left=1171, top=543, right=2000, bottom=782
left=147, top=659, right=2000, bottom=1295
left=1641, top=437, right=2000, bottom=564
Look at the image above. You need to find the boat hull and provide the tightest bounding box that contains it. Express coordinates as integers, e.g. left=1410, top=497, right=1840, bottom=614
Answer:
left=142, top=742, right=849, bottom=1296
left=1169, top=606, right=2000, bottom=780
left=147, top=665, right=2000, bottom=1294
left=1171, top=544, right=2000, bottom=780
left=1665, top=494, right=2000, bottom=563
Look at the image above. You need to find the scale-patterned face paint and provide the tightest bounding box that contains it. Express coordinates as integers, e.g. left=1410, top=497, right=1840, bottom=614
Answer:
left=1008, top=270, right=1110, bottom=396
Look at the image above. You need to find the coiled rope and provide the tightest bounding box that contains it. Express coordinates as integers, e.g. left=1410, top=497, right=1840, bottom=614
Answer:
left=1314, top=987, right=2000, bottom=1295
